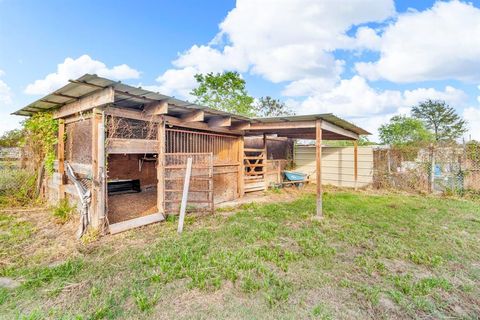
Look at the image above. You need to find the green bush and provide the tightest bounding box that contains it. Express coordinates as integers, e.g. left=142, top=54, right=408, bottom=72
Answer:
left=52, top=198, right=75, bottom=223
left=0, top=168, right=36, bottom=208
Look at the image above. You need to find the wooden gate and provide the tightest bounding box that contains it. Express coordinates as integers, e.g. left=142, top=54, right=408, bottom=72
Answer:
left=164, top=153, right=214, bottom=215
left=243, top=147, right=267, bottom=192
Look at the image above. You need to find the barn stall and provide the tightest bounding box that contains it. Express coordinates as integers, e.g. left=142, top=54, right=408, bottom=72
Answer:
left=14, top=74, right=369, bottom=235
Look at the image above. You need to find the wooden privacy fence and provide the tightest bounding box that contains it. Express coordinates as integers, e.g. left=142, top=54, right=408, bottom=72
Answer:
left=164, top=153, right=214, bottom=215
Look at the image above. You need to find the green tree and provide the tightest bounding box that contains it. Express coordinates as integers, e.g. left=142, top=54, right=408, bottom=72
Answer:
left=378, top=115, right=432, bottom=145
left=0, top=129, right=24, bottom=147
left=190, top=71, right=254, bottom=116
left=411, top=100, right=467, bottom=141
left=254, top=96, right=295, bottom=117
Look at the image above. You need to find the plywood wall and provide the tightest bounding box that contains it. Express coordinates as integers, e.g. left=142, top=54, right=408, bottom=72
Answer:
left=107, top=154, right=157, bottom=189
left=294, top=145, right=373, bottom=188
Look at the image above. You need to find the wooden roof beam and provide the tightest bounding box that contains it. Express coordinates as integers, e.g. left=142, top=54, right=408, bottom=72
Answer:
left=208, top=116, right=231, bottom=127
left=320, top=121, right=359, bottom=140
left=230, top=121, right=251, bottom=130
left=53, top=87, right=114, bottom=119
left=51, top=92, right=79, bottom=100
left=143, top=100, right=168, bottom=116
left=180, top=110, right=204, bottom=122
left=248, top=120, right=316, bottom=131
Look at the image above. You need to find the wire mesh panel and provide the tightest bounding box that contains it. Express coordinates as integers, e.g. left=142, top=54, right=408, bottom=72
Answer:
left=373, top=142, right=480, bottom=194
left=164, top=152, right=214, bottom=215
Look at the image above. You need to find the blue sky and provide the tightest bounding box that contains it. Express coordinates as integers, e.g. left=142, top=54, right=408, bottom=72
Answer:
left=1, top=0, right=480, bottom=141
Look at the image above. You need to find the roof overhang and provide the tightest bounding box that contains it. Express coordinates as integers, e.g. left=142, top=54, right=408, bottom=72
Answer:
left=13, top=74, right=370, bottom=140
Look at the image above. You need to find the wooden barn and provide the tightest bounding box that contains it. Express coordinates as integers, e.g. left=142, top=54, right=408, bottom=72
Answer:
left=14, top=74, right=369, bottom=235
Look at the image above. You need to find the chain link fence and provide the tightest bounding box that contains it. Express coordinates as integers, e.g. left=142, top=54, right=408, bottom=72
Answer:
left=373, top=141, right=480, bottom=196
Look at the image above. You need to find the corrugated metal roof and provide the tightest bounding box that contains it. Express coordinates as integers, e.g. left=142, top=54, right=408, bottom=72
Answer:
left=13, top=74, right=370, bottom=135
left=252, top=114, right=370, bottom=135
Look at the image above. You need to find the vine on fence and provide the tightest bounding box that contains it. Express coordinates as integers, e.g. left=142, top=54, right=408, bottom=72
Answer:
left=106, top=116, right=157, bottom=142
left=22, top=112, right=58, bottom=174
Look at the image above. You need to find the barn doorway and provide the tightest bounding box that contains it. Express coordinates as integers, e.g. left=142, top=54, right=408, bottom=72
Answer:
left=106, top=153, right=163, bottom=233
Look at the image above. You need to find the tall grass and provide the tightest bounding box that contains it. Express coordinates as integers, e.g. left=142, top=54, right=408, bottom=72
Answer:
left=0, top=168, right=37, bottom=208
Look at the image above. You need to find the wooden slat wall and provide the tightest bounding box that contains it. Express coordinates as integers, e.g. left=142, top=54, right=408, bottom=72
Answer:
left=294, top=145, right=373, bottom=188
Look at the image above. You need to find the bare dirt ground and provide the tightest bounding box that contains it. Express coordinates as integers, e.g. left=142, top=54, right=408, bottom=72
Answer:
left=107, top=189, right=157, bottom=224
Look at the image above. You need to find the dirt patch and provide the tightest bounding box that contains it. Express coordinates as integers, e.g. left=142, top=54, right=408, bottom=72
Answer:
left=107, top=190, right=157, bottom=224
left=1, top=207, right=81, bottom=268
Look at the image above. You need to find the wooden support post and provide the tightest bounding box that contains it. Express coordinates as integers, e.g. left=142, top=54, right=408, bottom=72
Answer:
left=90, top=109, right=105, bottom=230
left=354, top=140, right=358, bottom=191
left=263, top=133, right=267, bottom=189
left=178, top=157, right=193, bottom=234
left=98, top=113, right=106, bottom=231
left=315, top=119, right=323, bottom=218
left=430, top=144, right=435, bottom=193
left=238, top=136, right=245, bottom=197
left=157, top=119, right=166, bottom=215
left=57, top=119, right=65, bottom=200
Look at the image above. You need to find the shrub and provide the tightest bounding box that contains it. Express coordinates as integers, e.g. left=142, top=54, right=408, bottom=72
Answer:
left=52, top=198, right=75, bottom=224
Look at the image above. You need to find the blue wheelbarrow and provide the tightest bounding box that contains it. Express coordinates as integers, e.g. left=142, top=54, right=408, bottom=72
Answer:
left=283, top=171, right=308, bottom=188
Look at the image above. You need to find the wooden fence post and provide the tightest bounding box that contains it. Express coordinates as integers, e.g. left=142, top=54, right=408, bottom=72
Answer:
left=178, top=157, right=193, bottom=234
left=57, top=119, right=65, bottom=200
left=157, top=118, right=165, bottom=215
left=238, top=136, right=245, bottom=197
left=315, top=119, right=323, bottom=218
left=354, top=140, right=358, bottom=191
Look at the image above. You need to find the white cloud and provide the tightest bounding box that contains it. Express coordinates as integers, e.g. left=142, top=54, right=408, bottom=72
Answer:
left=151, top=0, right=395, bottom=99
left=291, top=76, right=469, bottom=141
left=0, top=70, right=13, bottom=105
left=296, top=76, right=404, bottom=117
left=463, top=107, right=480, bottom=140
left=143, top=67, right=198, bottom=100
left=282, top=77, right=338, bottom=97
left=348, top=27, right=383, bottom=51
left=24, top=55, right=140, bottom=95
left=403, top=86, right=468, bottom=107
left=356, top=1, right=480, bottom=82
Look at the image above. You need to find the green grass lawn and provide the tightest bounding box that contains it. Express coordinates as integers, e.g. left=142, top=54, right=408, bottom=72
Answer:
left=1, top=190, right=479, bottom=319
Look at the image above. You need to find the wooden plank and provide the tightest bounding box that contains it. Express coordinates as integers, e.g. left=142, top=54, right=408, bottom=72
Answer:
left=263, top=133, right=267, bottom=190
left=165, top=189, right=212, bottom=193
left=316, top=119, right=323, bottom=218
left=178, top=157, right=193, bottom=233
left=208, top=116, right=232, bottom=127
left=164, top=115, right=242, bottom=135
left=244, top=148, right=264, bottom=152
left=109, top=213, right=165, bottom=234
left=238, top=136, right=245, bottom=197
left=90, top=110, right=100, bottom=229
left=106, top=138, right=158, bottom=154
left=230, top=121, right=250, bottom=130
left=104, top=106, right=159, bottom=122
left=53, top=87, right=114, bottom=119
left=321, top=121, right=359, bottom=140
left=143, top=100, right=168, bottom=116
left=248, top=120, right=316, bottom=131
left=181, top=110, right=204, bottom=122
left=57, top=119, right=65, bottom=200
left=157, top=120, right=165, bottom=215
left=97, top=112, right=106, bottom=231
left=354, top=140, right=358, bottom=190
left=64, top=113, right=92, bottom=124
